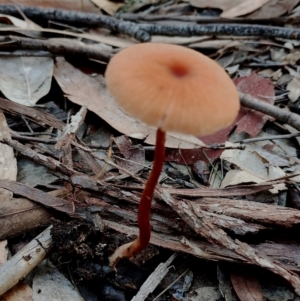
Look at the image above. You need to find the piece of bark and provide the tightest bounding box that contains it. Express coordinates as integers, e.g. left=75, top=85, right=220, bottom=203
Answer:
left=0, top=110, right=17, bottom=203
left=131, top=253, right=177, bottom=301
left=164, top=182, right=275, bottom=197
left=1, top=138, right=79, bottom=177
left=160, top=190, right=300, bottom=295
left=0, top=137, right=284, bottom=202
left=0, top=226, right=52, bottom=296
left=0, top=180, right=78, bottom=217
left=76, top=147, right=103, bottom=175
left=89, top=196, right=265, bottom=235
left=55, top=106, right=87, bottom=151
left=194, top=198, right=300, bottom=228
left=0, top=198, right=53, bottom=241
left=0, top=97, right=65, bottom=130
left=105, top=220, right=300, bottom=273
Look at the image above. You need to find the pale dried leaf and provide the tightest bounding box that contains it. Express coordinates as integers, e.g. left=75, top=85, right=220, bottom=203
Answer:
left=221, top=170, right=264, bottom=188
left=226, top=64, right=240, bottom=75
left=270, top=48, right=287, bottom=62
left=284, top=51, right=300, bottom=65
left=153, top=35, right=210, bottom=45
left=187, top=0, right=242, bottom=10
left=90, top=28, right=136, bottom=47
left=287, top=77, right=300, bottom=102
left=221, top=0, right=271, bottom=18
left=189, top=39, right=241, bottom=49
left=247, top=0, right=300, bottom=19
left=91, top=0, right=124, bottom=15
left=0, top=240, right=7, bottom=266
left=221, top=146, right=268, bottom=179
left=0, top=57, right=53, bottom=106
left=0, top=14, right=31, bottom=28
left=127, top=0, right=162, bottom=12
left=54, top=57, right=205, bottom=149
left=32, top=261, right=83, bottom=301
left=0, top=12, right=42, bottom=38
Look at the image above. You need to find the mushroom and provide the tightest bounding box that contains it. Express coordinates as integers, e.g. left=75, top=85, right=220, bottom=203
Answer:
left=105, top=43, right=240, bottom=264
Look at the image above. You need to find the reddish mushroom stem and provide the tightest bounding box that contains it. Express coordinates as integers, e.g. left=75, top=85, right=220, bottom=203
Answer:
left=109, top=129, right=166, bottom=264
left=135, top=128, right=166, bottom=251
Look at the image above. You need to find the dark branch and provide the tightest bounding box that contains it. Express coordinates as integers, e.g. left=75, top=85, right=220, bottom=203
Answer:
left=0, top=5, right=150, bottom=42
left=138, top=23, right=300, bottom=39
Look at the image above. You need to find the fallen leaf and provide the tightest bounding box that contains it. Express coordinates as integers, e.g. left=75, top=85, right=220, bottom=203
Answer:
left=234, top=73, right=275, bottom=137
left=284, top=51, right=300, bottom=65
left=221, top=0, right=271, bottom=18
left=91, top=0, right=124, bottom=15
left=231, top=271, right=264, bottom=301
left=286, top=77, right=300, bottom=102
left=221, top=170, right=265, bottom=188
left=32, top=261, right=83, bottom=301
left=247, top=0, right=300, bottom=19
left=187, top=0, right=242, bottom=10
left=54, top=57, right=205, bottom=149
left=0, top=241, right=7, bottom=266
left=0, top=57, right=53, bottom=106
left=114, top=135, right=145, bottom=173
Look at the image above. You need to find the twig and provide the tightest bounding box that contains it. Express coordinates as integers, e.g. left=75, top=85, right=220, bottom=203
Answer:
left=0, top=50, right=53, bottom=57
left=234, top=132, right=300, bottom=144
left=131, top=253, right=177, bottom=301
left=0, top=36, right=112, bottom=62
left=239, top=92, right=300, bottom=131
left=0, top=226, right=52, bottom=296
left=139, top=23, right=300, bottom=39
left=152, top=269, right=189, bottom=301
left=120, top=13, right=300, bottom=26
left=0, top=5, right=150, bottom=42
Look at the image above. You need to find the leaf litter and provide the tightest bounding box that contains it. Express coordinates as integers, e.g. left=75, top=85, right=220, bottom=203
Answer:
left=0, top=1, right=300, bottom=300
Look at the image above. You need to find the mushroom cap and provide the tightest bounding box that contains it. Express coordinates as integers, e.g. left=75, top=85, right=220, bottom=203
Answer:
left=105, top=43, right=240, bottom=137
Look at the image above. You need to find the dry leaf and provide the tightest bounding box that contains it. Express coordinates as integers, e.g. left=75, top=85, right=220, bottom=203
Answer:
left=287, top=77, right=300, bottom=102
left=234, top=73, right=275, bottom=137
left=0, top=241, right=7, bottom=266
left=54, top=57, right=205, bottom=149
left=187, top=0, right=242, bottom=10
left=91, top=0, right=124, bottom=15
left=284, top=51, right=300, bottom=65
left=32, top=261, right=82, bottom=301
left=247, top=0, right=300, bottom=19
left=221, top=170, right=265, bottom=187
left=231, top=271, right=264, bottom=301
left=221, top=0, right=271, bottom=18
left=0, top=57, right=53, bottom=106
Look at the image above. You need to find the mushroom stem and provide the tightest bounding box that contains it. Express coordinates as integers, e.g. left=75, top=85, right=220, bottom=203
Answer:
left=109, top=129, right=166, bottom=265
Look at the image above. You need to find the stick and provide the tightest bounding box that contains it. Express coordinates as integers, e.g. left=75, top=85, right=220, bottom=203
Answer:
left=0, top=5, right=150, bottom=42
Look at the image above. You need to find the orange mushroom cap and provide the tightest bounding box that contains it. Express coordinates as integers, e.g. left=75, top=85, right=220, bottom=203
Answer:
left=105, top=43, right=240, bottom=137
